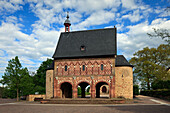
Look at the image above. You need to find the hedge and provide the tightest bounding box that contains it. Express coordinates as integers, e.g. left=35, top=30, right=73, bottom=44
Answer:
left=133, top=85, right=139, bottom=95
left=140, top=89, right=170, bottom=100
left=152, top=80, right=170, bottom=90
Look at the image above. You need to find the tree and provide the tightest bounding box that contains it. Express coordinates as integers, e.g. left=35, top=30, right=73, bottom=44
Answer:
left=133, top=85, right=139, bottom=96
left=1, top=56, right=34, bottom=101
left=33, top=58, right=53, bottom=94
left=19, top=68, right=35, bottom=96
left=147, top=28, right=170, bottom=44
left=2, top=56, right=22, bottom=101
left=129, top=44, right=170, bottom=90
left=77, top=87, right=81, bottom=95
left=0, top=87, right=5, bottom=98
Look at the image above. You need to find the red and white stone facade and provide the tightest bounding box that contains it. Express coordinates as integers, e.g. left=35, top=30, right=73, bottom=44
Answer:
left=46, top=56, right=133, bottom=99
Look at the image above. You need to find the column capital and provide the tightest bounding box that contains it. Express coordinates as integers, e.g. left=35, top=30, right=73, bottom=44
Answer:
left=55, top=77, right=58, bottom=80
left=110, top=76, right=113, bottom=79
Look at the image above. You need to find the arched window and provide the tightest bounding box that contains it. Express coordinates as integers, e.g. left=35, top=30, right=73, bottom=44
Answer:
left=65, top=65, right=67, bottom=71
left=82, top=65, right=85, bottom=71
left=101, top=64, right=103, bottom=71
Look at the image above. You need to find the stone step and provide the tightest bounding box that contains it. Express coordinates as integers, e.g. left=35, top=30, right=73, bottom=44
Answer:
left=40, top=98, right=125, bottom=104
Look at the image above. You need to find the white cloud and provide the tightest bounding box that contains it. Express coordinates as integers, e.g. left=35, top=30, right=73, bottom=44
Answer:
left=0, top=0, right=169, bottom=77
left=121, top=0, right=138, bottom=9
left=0, top=0, right=23, bottom=14
left=5, top=16, right=18, bottom=23
left=118, top=19, right=169, bottom=59
left=73, top=10, right=115, bottom=30
left=122, top=9, right=143, bottom=22
left=20, top=57, right=35, bottom=65
left=0, top=50, right=5, bottom=56
left=28, top=0, right=121, bottom=30
left=10, top=0, right=24, bottom=4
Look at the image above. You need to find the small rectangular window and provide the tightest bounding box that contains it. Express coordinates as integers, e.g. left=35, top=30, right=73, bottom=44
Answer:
left=65, top=65, right=67, bottom=71
left=82, top=65, right=85, bottom=71
left=101, top=64, right=103, bottom=71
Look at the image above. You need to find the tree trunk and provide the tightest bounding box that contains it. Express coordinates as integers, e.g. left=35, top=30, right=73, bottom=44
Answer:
left=147, top=79, right=150, bottom=90
left=17, top=88, right=19, bottom=101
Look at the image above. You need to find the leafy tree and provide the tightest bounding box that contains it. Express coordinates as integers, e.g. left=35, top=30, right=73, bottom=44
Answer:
left=130, top=44, right=170, bottom=90
left=1, top=56, right=34, bottom=101
left=33, top=58, right=53, bottom=94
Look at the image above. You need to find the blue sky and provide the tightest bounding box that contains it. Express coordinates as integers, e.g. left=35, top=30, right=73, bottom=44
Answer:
left=0, top=0, right=169, bottom=80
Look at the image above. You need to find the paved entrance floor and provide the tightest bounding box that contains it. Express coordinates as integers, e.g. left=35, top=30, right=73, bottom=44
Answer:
left=132, top=95, right=170, bottom=105
left=0, top=95, right=169, bottom=113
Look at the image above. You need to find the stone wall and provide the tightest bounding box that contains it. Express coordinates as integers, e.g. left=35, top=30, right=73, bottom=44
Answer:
left=115, top=66, right=133, bottom=99
left=27, top=94, right=46, bottom=101
left=46, top=70, right=53, bottom=99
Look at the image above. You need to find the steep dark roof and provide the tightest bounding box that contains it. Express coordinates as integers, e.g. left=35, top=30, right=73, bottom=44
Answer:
left=53, top=28, right=117, bottom=59
left=46, top=61, right=54, bottom=70
left=115, top=55, right=133, bottom=67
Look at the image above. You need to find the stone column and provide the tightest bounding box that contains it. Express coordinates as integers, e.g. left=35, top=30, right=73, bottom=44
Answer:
left=110, top=76, right=113, bottom=98
left=110, top=57, right=116, bottom=98
left=112, top=76, right=115, bottom=98
left=56, top=83, right=61, bottom=98
left=54, top=77, right=61, bottom=98
left=73, top=77, right=77, bottom=98
left=54, top=77, right=57, bottom=98
left=110, top=76, right=115, bottom=98
left=91, top=76, right=95, bottom=98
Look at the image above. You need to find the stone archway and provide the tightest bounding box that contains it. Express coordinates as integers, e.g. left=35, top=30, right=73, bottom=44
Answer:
left=77, top=82, right=90, bottom=98
left=60, top=82, right=72, bottom=98
left=95, top=81, right=109, bottom=98
left=102, top=86, right=107, bottom=93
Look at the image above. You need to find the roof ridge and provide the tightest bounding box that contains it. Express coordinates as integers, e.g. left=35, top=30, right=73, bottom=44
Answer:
left=61, top=27, right=116, bottom=34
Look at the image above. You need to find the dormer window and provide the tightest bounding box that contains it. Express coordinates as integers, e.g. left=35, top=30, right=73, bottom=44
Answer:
left=80, top=45, right=86, bottom=51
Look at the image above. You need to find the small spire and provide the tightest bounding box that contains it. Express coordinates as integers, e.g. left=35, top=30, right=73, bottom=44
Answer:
left=66, top=11, right=69, bottom=19
left=64, top=12, right=71, bottom=32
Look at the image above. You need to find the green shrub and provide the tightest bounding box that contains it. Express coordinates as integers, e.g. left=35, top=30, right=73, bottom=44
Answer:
left=133, top=85, right=139, bottom=95
left=140, top=89, right=170, bottom=100
left=152, top=80, right=170, bottom=90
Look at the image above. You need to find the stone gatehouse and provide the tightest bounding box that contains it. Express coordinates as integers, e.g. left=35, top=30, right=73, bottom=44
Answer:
left=46, top=13, right=133, bottom=99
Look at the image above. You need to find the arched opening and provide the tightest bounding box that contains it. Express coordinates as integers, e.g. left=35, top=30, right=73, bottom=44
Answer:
left=77, top=82, right=90, bottom=98
left=96, top=82, right=109, bottom=98
left=102, top=86, right=106, bottom=93
left=60, top=82, right=72, bottom=98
